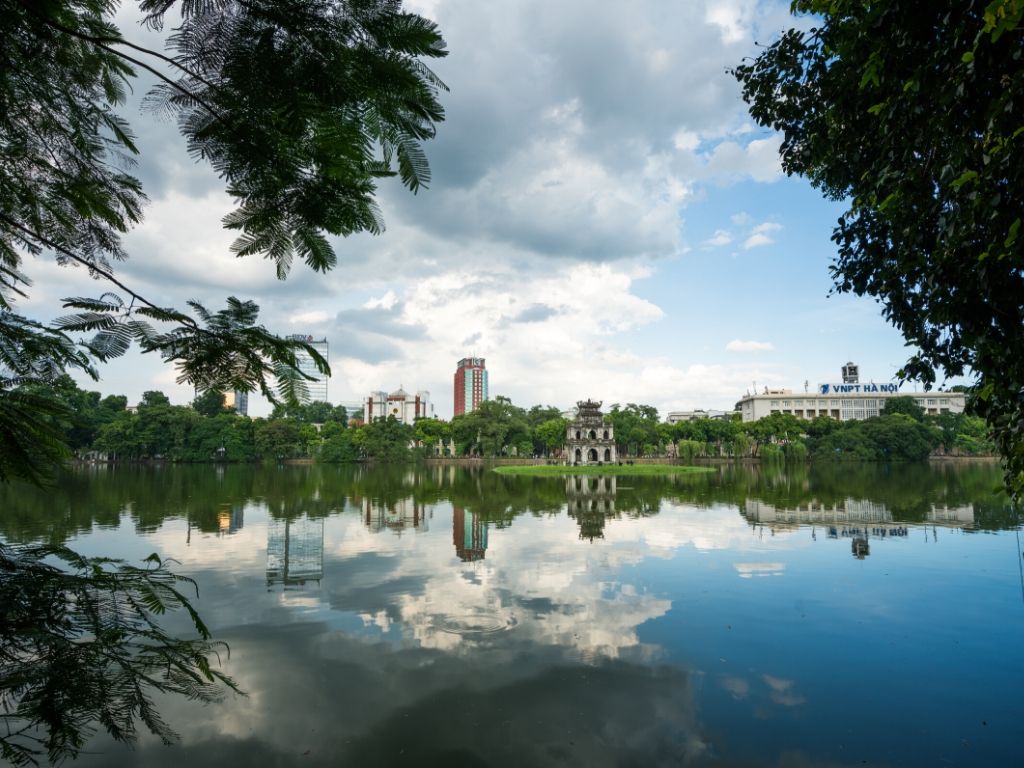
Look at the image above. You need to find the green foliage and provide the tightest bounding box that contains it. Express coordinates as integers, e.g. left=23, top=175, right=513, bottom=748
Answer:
left=139, top=390, right=170, bottom=409
left=0, top=543, right=239, bottom=766
left=0, top=389, right=72, bottom=486
left=809, top=414, right=936, bottom=462
left=676, top=439, right=704, bottom=462
left=606, top=404, right=660, bottom=457
left=534, top=417, right=569, bottom=456
left=270, top=400, right=340, bottom=424
left=451, top=397, right=531, bottom=457
left=783, top=441, right=809, bottom=461
left=319, top=427, right=359, bottom=463
left=734, top=1, right=1024, bottom=495
left=192, top=388, right=228, bottom=418
left=254, top=418, right=304, bottom=461
left=412, top=417, right=451, bottom=449
left=882, top=396, right=925, bottom=422
left=354, top=415, right=413, bottom=462
left=0, top=0, right=448, bottom=483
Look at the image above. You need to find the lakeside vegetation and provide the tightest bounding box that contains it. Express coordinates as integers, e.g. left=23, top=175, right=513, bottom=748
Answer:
left=26, top=375, right=996, bottom=468
left=493, top=464, right=715, bottom=477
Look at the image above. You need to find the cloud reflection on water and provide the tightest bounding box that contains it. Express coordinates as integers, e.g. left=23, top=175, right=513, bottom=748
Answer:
left=9, top=461, right=1018, bottom=767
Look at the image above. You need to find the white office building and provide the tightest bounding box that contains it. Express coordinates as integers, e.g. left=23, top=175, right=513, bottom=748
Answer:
left=364, top=387, right=434, bottom=425
left=735, top=363, right=966, bottom=422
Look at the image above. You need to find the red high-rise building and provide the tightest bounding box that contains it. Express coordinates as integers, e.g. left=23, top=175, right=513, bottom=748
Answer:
left=453, top=357, right=488, bottom=416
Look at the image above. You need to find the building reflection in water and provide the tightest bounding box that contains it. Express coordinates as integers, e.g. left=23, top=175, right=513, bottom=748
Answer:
left=452, top=506, right=488, bottom=561
left=742, top=499, right=976, bottom=557
left=360, top=497, right=429, bottom=534
left=266, top=515, right=324, bottom=588
left=566, top=475, right=617, bottom=540
left=216, top=502, right=245, bottom=536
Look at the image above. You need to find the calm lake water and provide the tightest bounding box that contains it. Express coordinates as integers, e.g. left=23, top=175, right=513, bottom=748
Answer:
left=3, top=461, right=1023, bottom=767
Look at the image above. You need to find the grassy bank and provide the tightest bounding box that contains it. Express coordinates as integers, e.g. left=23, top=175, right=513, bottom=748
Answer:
left=493, top=464, right=716, bottom=477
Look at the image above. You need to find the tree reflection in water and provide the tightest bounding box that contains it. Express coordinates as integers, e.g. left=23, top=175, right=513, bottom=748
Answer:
left=0, top=545, right=239, bottom=765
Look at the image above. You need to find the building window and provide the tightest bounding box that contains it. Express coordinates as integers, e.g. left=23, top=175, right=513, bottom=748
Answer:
left=770, top=400, right=779, bottom=407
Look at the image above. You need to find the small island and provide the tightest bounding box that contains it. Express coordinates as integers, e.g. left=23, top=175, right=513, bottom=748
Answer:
left=494, top=399, right=715, bottom=476
left=493, top=464, right=715, bottom=476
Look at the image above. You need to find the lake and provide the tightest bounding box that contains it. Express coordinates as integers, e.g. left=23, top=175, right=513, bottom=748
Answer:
left=2, top=461, right=1022, bottom=767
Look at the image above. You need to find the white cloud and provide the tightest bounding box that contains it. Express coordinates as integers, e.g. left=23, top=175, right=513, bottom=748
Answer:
left=750, top=222, right=782, bottom=236
left=702, top=230, right=733, bottom=247
left=363, top=290, right=399, bottom=310
left=740, top=221, right=783, bottom=250
left=702, top=135, right=783, bottom=184
left=289, top=310, right=330, bottom=325
left=672, top=129, right=700, bottom=152
left=726, top=339, right=775, bottom=353
left=743, top=233, right=773, bottom=249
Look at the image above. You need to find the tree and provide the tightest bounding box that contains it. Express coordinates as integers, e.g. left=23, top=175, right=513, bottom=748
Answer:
left=353, top=416, right=414, bottom=462
left=139, top=390, right=170, bottom=409
left=254, top=419, right=303, bottom=461
left=0, top=544, right=239, bottom=766
left=882, top=396, right=926, bottom=422
left=734, top=1, right=1024, bottom=495
left=192, top=389, right=228, bottom=418
left=606, top=404, right=659, bottom=457
left=271, top=400, right=336, bottom=424
left=534, top=418, right=569, bottom=457
left=1, top=0, right=448, bottom=482
left=413, top=417, right=451, bottom=452
left=2, top=3, right=448, bottom=757
left=319, top=424, right=359, bottom=463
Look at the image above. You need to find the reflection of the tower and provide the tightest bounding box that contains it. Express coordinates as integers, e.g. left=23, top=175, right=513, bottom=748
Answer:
left=360, top=497, right=429, bottom=534
left=452, top=506, right=488, bottom=561
left=566, top=475, right=617, bottom=540
left=266, top=515, right=324, bottom=587
left=742, top=499, right=976, bottom=557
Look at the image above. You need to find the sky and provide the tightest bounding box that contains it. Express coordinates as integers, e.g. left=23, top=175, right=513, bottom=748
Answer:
left=26, top=0, right=958, bottom=419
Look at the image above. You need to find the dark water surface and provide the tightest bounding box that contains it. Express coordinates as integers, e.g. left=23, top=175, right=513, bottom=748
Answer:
left=3, top=461, right=1022, bottom=767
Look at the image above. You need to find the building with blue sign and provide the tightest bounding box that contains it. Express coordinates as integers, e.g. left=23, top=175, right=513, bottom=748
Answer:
left=735, top=363, right=966, bottom=422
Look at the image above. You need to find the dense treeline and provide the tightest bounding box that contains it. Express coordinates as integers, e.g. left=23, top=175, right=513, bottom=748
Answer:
left=36, top=377, right=994, bottom=465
